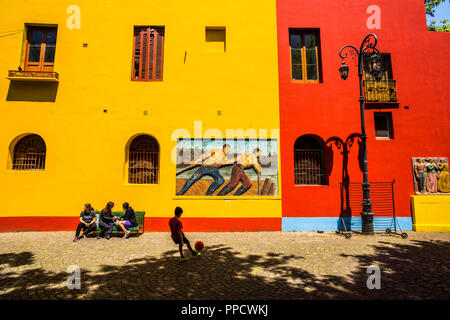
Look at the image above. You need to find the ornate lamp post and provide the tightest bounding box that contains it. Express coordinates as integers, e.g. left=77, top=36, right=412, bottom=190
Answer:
left=338, top=33, right=382, bottom=235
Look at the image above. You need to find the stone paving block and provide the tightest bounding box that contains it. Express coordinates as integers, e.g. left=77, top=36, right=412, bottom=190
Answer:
left=0, top=231, right=449, bottom=299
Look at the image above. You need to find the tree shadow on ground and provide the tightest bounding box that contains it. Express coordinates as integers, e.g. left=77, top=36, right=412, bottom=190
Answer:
left=0, top=252, right=75, bottom=299
left=339, top=239, right=450, bottom=299
left=0, top=240, right=449, bottom=300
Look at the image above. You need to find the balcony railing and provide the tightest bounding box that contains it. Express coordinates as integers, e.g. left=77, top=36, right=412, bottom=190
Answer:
left=7, top=70, right=59, bottom=82
left=364, top=80, right=398, bottom=103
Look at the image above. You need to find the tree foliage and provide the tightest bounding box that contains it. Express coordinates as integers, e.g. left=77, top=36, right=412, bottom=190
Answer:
left=425, top=0, right=450, bottom=32
left=428, top=19, right=450, bottom=31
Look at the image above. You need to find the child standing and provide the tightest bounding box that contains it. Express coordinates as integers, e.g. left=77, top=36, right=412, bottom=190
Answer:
left=169, top=207, right=200, bottom=262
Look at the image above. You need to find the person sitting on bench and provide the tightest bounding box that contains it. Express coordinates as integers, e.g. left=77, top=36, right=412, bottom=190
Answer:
left=97, top=201, right=115, bottom=240
left=114, top=202, right=138, bottom=239
left=73, top=203, right=97, bottom=242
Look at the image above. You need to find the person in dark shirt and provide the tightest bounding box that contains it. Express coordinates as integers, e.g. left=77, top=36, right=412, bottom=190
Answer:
left=73, top=203, right=97, bottom=242
left=97, top=201, right=115, bottom=240
left=169, top=206, right=200, bottom=262
left=114, top=202, right=137, bottom=239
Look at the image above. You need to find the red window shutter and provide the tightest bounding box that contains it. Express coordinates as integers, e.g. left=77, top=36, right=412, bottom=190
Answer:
left=141, top=31, right=147, bottom=79
left=154, top=28, right=164, bottom=80
left=149, top=31, right=154, bottom=80
left=133, top=28, right=142, bottom=80
left=132, top=26, right=164, bottom=81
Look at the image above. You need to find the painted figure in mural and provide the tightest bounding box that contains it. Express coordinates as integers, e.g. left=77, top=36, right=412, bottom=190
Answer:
left=437, top=159, right=450, bottom=193
left=217, top=148, right=262, bottom=196
left=414, top=158, right=426, bottom=193
left=423, top=159, right=428, bottom=191
left=176, top=144, right=230, bottom=195
left=426, top=159, right=439, bottom=193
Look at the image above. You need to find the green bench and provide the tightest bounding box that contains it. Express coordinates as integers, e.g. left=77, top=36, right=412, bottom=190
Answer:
left=94, top=211, right=145, bottom=235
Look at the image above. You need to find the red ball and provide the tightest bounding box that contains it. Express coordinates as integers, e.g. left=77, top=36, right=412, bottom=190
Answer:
left=195, top=241, right=204, bottom=251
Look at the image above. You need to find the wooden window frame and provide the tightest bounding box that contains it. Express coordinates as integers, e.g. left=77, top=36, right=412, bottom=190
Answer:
left=374, top=112, right=394, bottom=139
left=24, top=26, right=58, bottom=72
left=289, top=29, right=322, bottom=84
left=131, top=26, right=165, bottom=82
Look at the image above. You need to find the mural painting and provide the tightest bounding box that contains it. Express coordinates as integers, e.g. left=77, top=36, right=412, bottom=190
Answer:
left=412, top=157, right=450, bottom=194
left=176, top=139, right=278, bottom=196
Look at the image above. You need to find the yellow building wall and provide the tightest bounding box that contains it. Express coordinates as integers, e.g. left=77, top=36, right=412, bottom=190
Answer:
left=0, top=1, right=281, bottom=221
left=411, top=196, right=450, bottom=232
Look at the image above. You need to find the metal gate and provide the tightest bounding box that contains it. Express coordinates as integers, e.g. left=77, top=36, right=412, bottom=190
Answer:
left=338, top=180, right=397, bottom=232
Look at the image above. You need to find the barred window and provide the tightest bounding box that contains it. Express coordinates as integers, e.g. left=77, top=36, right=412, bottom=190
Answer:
left=12, top=134, right=46, bottom=170
left=294, top=135, right=325, bottom=185
left=128, top=135, right=159, bottom=184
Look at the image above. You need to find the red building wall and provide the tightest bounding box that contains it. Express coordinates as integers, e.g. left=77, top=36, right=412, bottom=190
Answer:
left=277, top=0, right=450, bottom=230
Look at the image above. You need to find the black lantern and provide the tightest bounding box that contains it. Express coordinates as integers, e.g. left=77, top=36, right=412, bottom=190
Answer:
left=339, top=61, right=349, bottom=80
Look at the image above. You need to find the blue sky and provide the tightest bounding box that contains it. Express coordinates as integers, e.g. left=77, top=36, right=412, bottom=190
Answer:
left=426, top=1, right=450, bottom=23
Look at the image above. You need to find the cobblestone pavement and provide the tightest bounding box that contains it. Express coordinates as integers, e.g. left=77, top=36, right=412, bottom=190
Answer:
left=0, top=231, right=449, bottom=300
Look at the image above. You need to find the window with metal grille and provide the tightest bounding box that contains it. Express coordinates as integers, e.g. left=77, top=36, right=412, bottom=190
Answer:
left=128, top=135, right=159, bottom=184
left=12, top=134, right=46, bottom=170
left=132, top=26, right=164, bottom=81
left=294, top=135, right=326, bottom=185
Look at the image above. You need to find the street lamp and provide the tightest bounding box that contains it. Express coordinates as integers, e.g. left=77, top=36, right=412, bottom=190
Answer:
left=339, top=61, right=349, bottom=80
left=338, top=33, right=382, bottom=235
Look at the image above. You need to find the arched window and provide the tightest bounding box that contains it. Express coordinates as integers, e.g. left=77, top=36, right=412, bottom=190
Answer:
left=12, top=134, right=46, bottom=170
left=128, top=135, right=159, bottom=184
left=294, top=135, right=325, bottom=185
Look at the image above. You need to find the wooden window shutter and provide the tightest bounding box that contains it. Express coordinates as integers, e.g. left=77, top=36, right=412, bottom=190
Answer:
left=133, top=28, right=142, bottom=80
left=154, top=27, right=164, bottom=80
left=141, top=30, right=148, bottom=79
left=132, top=26, right=164, bottom=81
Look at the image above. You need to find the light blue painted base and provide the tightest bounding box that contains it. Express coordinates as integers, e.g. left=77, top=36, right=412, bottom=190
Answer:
left=282, top=217, right=413, bottom=231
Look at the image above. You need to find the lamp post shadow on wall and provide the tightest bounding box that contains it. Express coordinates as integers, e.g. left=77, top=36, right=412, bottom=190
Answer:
left=338, top=33, right=383, bottom=235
